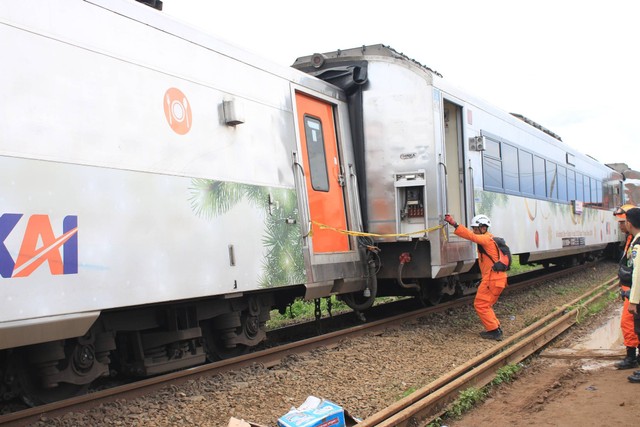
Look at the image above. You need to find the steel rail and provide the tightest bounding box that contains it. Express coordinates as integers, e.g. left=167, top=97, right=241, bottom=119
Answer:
left=0, top=263, right=600, bottom=426
left=358, top=276, right=618, bottom=427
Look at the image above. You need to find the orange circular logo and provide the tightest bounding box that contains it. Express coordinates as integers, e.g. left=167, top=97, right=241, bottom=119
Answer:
left=164, top=88, right=192, bottom=135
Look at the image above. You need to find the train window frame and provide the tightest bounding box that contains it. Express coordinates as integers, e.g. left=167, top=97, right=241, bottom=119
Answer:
left=576, top=172, right=584, bottom=201
left=533, top=155, right=546, bottom=198
left=519, top=150, right=534, bottom=196
left=482, top=137, right=503, bottom=191
left=303, top=114, right=330, bottom=192
left=591, top=177, right=598, bottom=204
left=545, top=160, right=558, bottom=200
left=502, top=143, right=519, bottom=193
left=567, top=169, right=576, bottom=201
left=583, top=175, right=591, bottom=203
left=557, top=165, right=568, bottom=202
left=478, top=130, right=608, bottom=209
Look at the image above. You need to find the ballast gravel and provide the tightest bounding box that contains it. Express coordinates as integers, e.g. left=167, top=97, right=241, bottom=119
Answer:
left=32, top=263, right=618, bottom=426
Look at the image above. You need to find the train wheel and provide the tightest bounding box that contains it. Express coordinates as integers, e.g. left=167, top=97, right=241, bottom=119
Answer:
left=203, top=338, right=249, bottom=361
left=10, top=332, right=112, bottom=406
left=10, top=351, right=89, bottom=407
left=200, top=318, right=249, bottom=361
left=418, top=282, right=442, bottom=307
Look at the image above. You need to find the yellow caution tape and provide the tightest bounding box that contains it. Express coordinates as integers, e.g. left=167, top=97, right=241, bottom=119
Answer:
left=311, top=220, right=446, bottom=239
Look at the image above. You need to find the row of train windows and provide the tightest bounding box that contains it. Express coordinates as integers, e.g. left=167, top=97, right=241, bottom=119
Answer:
left=482, top=137, right=604, bottom=204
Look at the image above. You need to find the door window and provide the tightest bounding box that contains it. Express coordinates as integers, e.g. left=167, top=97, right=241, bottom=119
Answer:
left=303, top=116, right=330, bottom=192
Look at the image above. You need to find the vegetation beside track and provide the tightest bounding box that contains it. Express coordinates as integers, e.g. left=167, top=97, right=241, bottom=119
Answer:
left=267, top=257, right=539, bottom=329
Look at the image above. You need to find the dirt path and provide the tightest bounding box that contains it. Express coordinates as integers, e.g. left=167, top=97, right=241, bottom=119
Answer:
left=447, top=305, right=640, bottom=427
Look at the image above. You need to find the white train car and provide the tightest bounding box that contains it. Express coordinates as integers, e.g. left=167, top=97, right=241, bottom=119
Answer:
left=608, top=164, right=640, bottom=207
left=294, top=45, right=624, bottom=301
left=1, top=1, right=628, bottom=405
left=0, top=0, right=370, bottom=403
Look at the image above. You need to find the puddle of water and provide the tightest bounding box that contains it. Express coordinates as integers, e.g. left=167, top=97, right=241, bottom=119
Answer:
left=573, top=306, right=625, bottom=350
left=581, top=360, right=614, bottom=371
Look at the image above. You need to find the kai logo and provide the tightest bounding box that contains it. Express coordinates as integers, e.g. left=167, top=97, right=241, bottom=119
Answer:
left=0, top=214, right=78, bottom=278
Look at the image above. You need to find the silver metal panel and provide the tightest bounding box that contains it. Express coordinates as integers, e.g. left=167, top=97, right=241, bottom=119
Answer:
left=0, top=11, right=294, bottom=189
left=0, top=312, right=99, bottom=350
left=0, top=156, right=293, bottom=323
left=526, top=244, right=608, bottom=262
left=361, top=61, right=435, bottom=238
left=0, top=2, right=366, bottom=329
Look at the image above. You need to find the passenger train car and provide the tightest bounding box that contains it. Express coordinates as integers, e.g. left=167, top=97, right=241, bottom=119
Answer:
left=0, top=0, right=627, bottom=404
left=294, top=45, right=626, bottom=301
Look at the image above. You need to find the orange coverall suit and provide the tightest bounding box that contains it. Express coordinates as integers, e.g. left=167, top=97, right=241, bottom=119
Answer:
left=620, top=234, right=639, bottom=348
left=455, top=225, right=508, bottom=331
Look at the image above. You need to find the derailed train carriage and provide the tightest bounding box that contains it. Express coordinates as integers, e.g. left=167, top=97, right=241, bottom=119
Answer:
left=0, top=0, right=628, bottom=404
left=293, top=45, right=627, bottom=303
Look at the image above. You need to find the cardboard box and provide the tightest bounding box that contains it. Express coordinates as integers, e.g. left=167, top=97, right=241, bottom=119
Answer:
left=277, top=396, right=356, bottom=427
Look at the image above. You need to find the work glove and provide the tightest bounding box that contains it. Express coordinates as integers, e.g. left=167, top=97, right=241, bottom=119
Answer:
left=444, top=214, right=457, bottom=227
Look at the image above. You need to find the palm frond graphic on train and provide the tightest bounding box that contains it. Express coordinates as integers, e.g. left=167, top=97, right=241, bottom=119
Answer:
left=0, top=0, right=635, bottom=405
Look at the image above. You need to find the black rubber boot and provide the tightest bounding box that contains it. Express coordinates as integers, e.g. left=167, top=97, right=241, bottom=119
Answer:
left=479, top=327, right=503, bottom=341
left=628, top=373, right=640, bottom=383
left=615, top=347, right=638, bottom=370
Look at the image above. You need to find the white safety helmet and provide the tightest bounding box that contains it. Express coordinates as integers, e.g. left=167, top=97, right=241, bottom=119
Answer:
left=470, top=214, right=491, bottom=228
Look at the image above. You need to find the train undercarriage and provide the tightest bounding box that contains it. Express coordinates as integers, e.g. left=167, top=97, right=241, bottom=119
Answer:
left=1, top=292, right=279, bottom=406
left=0, top=241, right=618, bottom=407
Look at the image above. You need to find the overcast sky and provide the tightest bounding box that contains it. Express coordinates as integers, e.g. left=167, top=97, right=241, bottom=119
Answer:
left=162, top=0, right=640, bottom=172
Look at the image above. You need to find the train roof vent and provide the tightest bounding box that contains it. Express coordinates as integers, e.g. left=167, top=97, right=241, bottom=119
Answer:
left=510, top=113, right=562, bottom=141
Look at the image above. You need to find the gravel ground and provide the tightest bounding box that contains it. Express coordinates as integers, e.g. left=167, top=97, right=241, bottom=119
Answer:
left=32, top=262, right=618, bottom=427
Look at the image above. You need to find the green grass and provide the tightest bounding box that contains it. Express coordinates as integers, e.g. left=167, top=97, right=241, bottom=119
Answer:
left=266, top=257, right=537, bottom=329
left=564, top=287, right=619, bottom=324
left=266, top=296, right=404, bottom=329
left=508, top=256, right=540, bottom=275
left=428, top=363, right=524, bottom=426
left=399, top=386, right=418, bottom=399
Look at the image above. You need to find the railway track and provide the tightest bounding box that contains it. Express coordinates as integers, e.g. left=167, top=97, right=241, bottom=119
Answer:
left=0, top=263, right=611, bottom=426
left=358, top=275, right=618, bottom=426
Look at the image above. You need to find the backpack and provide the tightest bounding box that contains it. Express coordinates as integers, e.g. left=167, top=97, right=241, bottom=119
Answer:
left=618, top=235, right=640, bottom=286
left=478, top=237, right=512, bottom=272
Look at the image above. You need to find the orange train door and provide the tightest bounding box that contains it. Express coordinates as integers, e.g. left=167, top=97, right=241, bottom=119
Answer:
left=295, top=92, right=350, bottom=253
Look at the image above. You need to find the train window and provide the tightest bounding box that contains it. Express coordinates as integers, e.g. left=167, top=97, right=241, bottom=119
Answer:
left=576, top=173, right=584, bottom=201
left=567, top=169, right=576, bottom=201
left=483, top=156, right=503, bottom=190
left=591, top=178, right=598, bottom=204
left=502, top=144, right=519, bottom=192
left=533, top=156, right=546, bottom=197
left=602, top=182, right=612, bottom=208
left=519, top=151, right=534, bottom=195
left=546, top=161, right=558, bottom=200
left=557, top=166, right=568, bottom=201
left=583, top=175, right=591, bottom=203
left=485, top=138, right=500, bottom=158
left=482, top=138, right=502, bottom=190
left=303, top=116, right=330, bottom=192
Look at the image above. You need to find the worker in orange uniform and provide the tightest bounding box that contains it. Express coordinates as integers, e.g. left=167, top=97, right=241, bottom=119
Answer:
left=444, top=214, right=507, bottom=340
left=623, top=208, right=640, bottom=383
left=614, top=204, right=640, bottom=369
